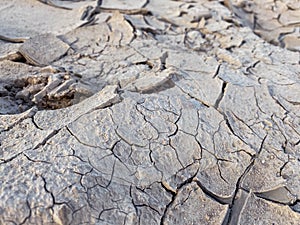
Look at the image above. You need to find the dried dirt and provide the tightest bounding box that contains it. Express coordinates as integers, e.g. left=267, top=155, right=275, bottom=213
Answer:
left=0, top=0, right=299, bottom=224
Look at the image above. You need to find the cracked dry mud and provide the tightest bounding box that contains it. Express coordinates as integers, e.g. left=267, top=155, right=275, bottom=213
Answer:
left=0, top=0, right=300, bottom=224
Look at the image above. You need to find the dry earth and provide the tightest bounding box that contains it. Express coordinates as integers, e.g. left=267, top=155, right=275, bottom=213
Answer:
left=0, top=0, right=300, bottom=224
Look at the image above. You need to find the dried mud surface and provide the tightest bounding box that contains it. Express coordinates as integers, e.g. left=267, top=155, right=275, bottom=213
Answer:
left=0, top=0, right=300, bottom=224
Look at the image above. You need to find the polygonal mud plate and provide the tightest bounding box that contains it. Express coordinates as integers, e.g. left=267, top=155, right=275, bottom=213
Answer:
left=19, top=33, right=69, bottom=66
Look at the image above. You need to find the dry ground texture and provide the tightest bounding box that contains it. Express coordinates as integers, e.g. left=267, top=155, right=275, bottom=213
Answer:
left=0, top=0, right=300, bottom=224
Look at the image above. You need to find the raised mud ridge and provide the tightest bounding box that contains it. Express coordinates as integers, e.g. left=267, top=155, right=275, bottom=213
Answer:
left=0, top=0, right=300, bottom=224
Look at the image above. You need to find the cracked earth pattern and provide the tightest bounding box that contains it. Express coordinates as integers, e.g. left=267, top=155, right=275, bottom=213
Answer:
left=0, top=0, right=300, bottom=224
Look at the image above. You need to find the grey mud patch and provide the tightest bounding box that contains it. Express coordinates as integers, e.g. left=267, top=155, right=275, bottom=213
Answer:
left=0, top=0, right=300, bottom=225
